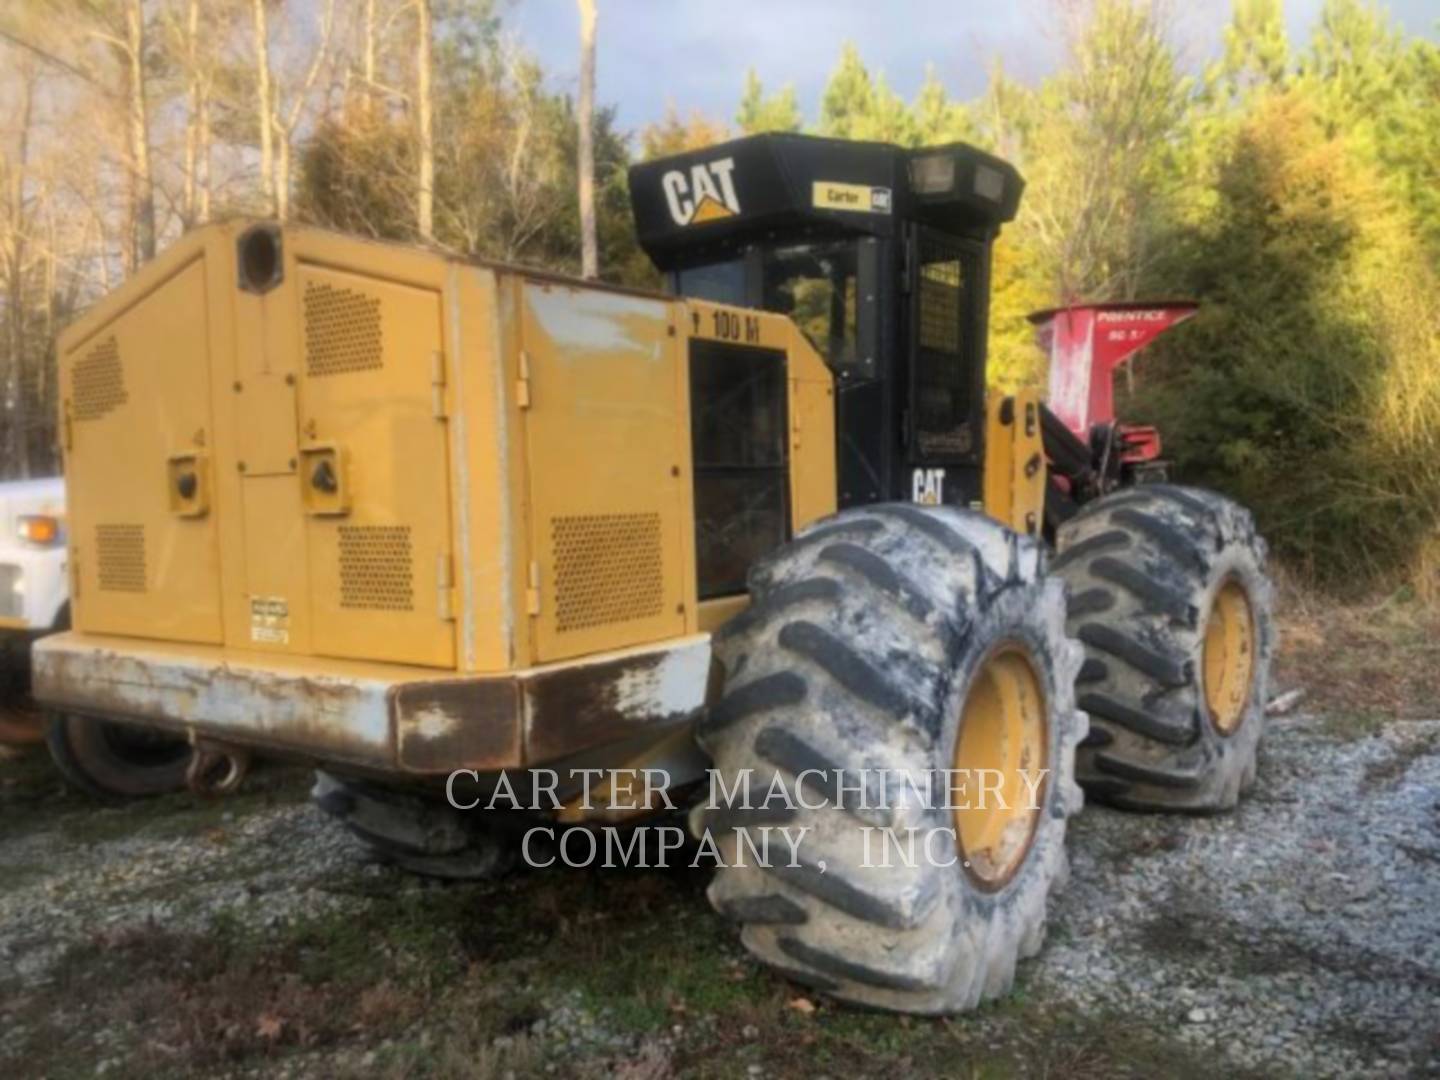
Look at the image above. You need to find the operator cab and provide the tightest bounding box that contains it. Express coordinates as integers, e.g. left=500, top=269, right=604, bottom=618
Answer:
left=630, top=132, right=1024, bottom=509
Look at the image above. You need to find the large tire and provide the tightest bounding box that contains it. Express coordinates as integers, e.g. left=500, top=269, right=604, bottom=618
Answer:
left=694, top=505, right=1086, bottom=1014
left=312, top=771, right=515, bottom=881
left=46, top=712, right=194, bottom=799
left=1052, top=484, right=1275, bottom=811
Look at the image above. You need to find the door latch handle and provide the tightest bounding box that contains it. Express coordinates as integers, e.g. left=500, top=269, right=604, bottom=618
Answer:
left=167, top=452, right=209, bottom=517
left=310, top=458, right=338, bottom=494
left=299, top=444, right=348, bottom=515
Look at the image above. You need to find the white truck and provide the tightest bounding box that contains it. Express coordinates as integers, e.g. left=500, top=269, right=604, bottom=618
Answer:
left=0, top=476, right=192, bottom=794
left=0, top=477, right=69, bottom=743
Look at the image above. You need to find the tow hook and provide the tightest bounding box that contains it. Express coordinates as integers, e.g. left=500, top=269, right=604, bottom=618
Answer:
left=186, top=738, right=252, bottom=796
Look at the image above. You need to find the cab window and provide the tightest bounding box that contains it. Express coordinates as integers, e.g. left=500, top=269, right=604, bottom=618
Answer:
left=761, top=243, right=869, bottom=379
left=913, top=235, right=977, bottom=457
left=676, top=260, right=745, bottom=307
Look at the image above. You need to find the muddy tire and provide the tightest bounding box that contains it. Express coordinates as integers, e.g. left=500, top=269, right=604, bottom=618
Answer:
left=45, top=713, right=194, bottom=799
left=312, top=771, right=516, bottom=881
left=1052, top=484, right=1274, bottom=811
left=694, top=505, right=1086, bottom=1014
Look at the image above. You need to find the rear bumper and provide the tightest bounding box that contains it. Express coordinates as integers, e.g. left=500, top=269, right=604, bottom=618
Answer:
left=32, top=632, right=714, bottom=776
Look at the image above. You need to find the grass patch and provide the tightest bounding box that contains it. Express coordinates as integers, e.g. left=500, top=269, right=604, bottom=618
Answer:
left=1276, top=577, right=1440, bottom=721
left=0, top=744, right=72, bottom=813
left=1316, top=711, right=1391, bottom=742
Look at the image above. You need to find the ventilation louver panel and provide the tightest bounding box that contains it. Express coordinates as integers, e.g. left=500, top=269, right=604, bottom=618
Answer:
left=339, top=525, right=414, bottom=611
left=304, top=281, right=384, bottom=376
left=72, top=336, right=127, bottom=421
left=96, top=524, right=146, bottom=592
left=552, top=513, right=664, bottom=633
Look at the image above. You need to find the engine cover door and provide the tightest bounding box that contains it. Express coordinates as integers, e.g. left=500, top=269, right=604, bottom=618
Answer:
left=295, top=265, right=455, bottom=669
left=63, top=257, right=224, bottom=644
left=520, top=282, right=689, bottom=663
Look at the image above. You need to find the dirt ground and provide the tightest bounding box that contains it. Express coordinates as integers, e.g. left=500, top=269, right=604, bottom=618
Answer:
left=1, top=586, right=1438, bottom=1079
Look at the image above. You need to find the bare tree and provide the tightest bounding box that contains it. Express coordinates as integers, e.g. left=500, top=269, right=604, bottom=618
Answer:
left=254, top=0, right=336, bottom=220
left=0, top=2, right=163, bottom=277
left=434, top=44, right=566, bottom=264
left=348, top=0, right=408, bottom=113
left=251, top=0, right=275, bottom=213
left=576, top=0, right=597, bottom=278
left=176, top=0, right=214, bottom=228
left=121, top=0, right=153, bottom=265
left=362, top=0, right=378, bottom=113
left=416, top=0, right=433, bottom=241
left=1, top=61, right=37, bottom=474
left=56, top=0, right=158, bottom=270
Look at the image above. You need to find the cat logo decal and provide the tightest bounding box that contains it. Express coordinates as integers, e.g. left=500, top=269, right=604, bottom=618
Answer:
left=662, top=157, right=740, bottom=226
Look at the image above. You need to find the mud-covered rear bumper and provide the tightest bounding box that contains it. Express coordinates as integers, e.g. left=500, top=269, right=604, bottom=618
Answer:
left=31, top=632, right=714, bottom=775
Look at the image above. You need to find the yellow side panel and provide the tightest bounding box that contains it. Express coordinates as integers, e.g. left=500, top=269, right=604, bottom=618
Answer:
left=789, top=376, right=838, bottom=531
left=520, top=282, right=688, bottom=663
left=983, top=389, right=1046, bottom=537
left=63, top=258, right=224, bottom=643
left=296, top=265, right=456, bottom=669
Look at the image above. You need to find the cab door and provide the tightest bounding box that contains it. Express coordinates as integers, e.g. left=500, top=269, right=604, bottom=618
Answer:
left=295, top=264, right=455, bottom=669
left=908, top=227, right=985, bottom=469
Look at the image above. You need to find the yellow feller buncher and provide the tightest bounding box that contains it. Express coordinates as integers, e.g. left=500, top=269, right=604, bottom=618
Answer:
left=36, top=134, right=1273, bottom=1012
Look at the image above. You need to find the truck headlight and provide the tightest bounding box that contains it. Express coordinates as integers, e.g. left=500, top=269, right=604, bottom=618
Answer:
left=0, top=564, right=21, bottom=618
left=17, top=515, right=62, bottom=546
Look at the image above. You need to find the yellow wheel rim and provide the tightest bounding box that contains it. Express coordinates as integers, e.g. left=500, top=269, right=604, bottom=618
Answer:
left=953, top=645, right=1048, bottom=890
left=1203, top=579, right=1256, bottom=735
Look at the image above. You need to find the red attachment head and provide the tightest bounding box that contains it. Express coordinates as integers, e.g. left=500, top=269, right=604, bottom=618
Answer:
left=1030, top=301, right=1198, bottom=438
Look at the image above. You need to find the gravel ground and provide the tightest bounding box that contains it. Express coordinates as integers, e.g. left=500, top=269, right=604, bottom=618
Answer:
left=1039, top=710, right=1440, bottom=1077
left=1, top=703, right=1438, bottom=1077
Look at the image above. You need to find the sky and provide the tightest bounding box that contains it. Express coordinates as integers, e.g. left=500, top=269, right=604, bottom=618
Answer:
left=506, top=0, right=1439, bottom=132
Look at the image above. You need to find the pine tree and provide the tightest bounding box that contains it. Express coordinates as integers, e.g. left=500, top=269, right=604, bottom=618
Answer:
left=1134, top=90, right=1440, bottom=591
left=818, top=44, right=875, bottom=139
left=865, top=73, right=915, bottom=145
left=1221, top=0, right=1289, bottom=96
left=1296, top=0, right=1439, bottom=254
left=735, top=69, right=802, bottom=134
left=911, top=66, right=972, bottom=146
left=640, top=105, right=729, bottom=159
